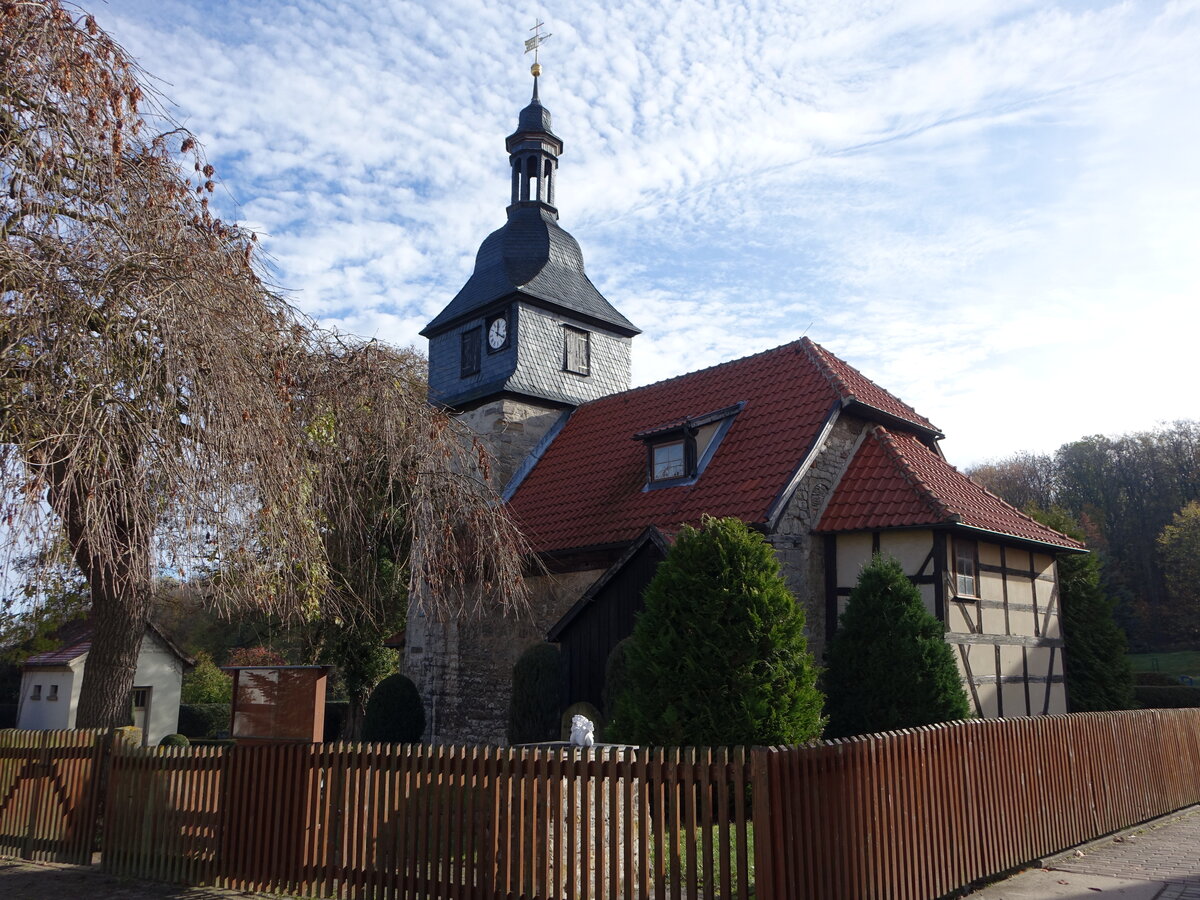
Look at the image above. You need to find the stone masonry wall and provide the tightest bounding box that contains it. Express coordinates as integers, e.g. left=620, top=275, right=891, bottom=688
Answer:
left=766, top=412, right=866, bottom=663
left=405, top=395, right=596, bottom=744
left=405, top=569, right=601, bottom=744
left=458, top=397, right=567, bottom=492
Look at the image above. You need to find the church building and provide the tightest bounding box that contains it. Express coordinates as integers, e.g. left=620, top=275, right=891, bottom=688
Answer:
left=405, top=68, right=1083, bottom=746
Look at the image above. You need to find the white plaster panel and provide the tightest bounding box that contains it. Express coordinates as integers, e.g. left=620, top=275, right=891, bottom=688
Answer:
left=17, top=669, right=75, bottom=731
left=1002, top=682, right=1029, bottom=718
left=979, top=602, right=1005, bottom=636
left=836, top=533, right=873, bottom=586
left=918, top=584, right=936, bottom=617
left=977, top=682, right=999, bottom=719
left=1006, top=576, right=1034, bottom=609
left=1043, top=598, right=1063, bottom=639
left=1047, top=683, right=1068, bottom=715
left=1027, top=648, right=1053, bottom=680
left=999, top=643, right=1024, bottom=676
left=979, top=570, right=1004, bottom=605
left=1006, top=548, right=1032, bottom=572
left=947, top=601, right=975, bottom=634
left=978, top=542, right=1002, bottom=567
left=879, top=530, right=932, bottom=575
left=1032, top=553, right=1055, bottom=577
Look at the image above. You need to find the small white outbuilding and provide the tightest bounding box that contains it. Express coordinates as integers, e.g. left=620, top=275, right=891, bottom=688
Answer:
left=15, top=621, right=193, bottom=746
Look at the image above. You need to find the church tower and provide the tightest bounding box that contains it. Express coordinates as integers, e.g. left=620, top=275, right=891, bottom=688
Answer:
left=421, top=64, right=639, bottom=487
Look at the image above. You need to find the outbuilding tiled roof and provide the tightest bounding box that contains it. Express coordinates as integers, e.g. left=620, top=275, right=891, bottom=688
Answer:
left=23, top=639, right=90, bottom=667
left=508, top=337, right=931, bottom=554
left=817, top=427, right=1084, bottom=550
left=21, top=620, right=195, bottom=668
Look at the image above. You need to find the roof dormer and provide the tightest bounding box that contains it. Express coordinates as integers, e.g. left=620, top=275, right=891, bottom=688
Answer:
left=634, top=403, right=744, bottom=490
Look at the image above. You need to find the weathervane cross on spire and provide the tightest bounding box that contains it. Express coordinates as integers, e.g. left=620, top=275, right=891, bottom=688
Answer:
left=524, top=19, right=551, bottom=76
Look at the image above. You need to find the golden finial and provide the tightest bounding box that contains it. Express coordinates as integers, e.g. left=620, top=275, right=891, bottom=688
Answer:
left=524, top=19, right=551, bottom=77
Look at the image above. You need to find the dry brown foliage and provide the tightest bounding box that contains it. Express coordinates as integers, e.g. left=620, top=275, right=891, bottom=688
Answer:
left=0, top=1, right=529, bottom=728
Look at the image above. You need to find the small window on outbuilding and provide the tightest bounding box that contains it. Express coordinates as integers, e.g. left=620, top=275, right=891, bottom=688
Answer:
left=563, top=326, right=590, bottom=376
left=953, top=538, right=979, bottom=598
left=47, top=684, right=58, bottom=701
left=460, top=327, right=481, bottom=377
left=31, top=684, right=41, bottom=701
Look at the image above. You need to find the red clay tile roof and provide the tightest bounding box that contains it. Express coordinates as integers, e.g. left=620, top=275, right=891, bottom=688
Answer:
left=801, top=340, right=941, bottom=435
left=508, top=337, right=934, bottom=554
left=817, top=427, right=1084, bottom=550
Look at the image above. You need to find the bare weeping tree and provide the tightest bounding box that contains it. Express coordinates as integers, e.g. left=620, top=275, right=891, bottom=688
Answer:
left=0, top=1, right=529, bottom=730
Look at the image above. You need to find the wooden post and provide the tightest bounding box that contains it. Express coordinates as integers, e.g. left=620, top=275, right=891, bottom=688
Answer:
left=750, top=747, right=775, bottom=900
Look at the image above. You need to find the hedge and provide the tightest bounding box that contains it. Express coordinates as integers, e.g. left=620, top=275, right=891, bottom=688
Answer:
left=1134, top=685, right=1200, bottom=708
left=1134, top=671, right=1180, bottom=686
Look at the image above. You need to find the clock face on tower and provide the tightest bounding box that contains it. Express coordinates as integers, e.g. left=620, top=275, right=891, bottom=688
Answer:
left=486, top=314, right=509, bottom=351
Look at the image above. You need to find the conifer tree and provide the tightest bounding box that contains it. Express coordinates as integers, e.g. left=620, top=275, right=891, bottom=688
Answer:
left=1033, top=508, right=1135, bottom=711
left=611, top=516, right=824, bottom=746
left=824, top=554, right=970, bottom=738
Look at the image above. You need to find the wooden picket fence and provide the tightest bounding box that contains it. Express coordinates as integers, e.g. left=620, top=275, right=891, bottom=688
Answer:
left=755, top=708, right=1200, bottom=899
left=4, top=709, right=1200, bottom=898
left=0, top=728, right=109, bottom=864
left=103, top=741, right=755, bottom=899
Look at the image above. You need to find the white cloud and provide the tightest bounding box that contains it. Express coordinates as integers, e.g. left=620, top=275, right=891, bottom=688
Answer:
left=102, top=0, right=1200, bottom=467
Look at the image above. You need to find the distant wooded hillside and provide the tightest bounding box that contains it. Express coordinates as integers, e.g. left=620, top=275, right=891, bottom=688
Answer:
left=966, top=421, right=1200, bottom=652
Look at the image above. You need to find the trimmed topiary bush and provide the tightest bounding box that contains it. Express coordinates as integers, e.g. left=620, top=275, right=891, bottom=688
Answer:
left=323, top=701, right=349, bottom=742
left=177, top=703, right=230, bottom=739
left=560, top=701, right=603, bottom=742
left=507, top=642, right=562, bottom=745
left=611, top=515, right=825, bottom=747
left=362, top=673, right=425, bottom=744
left=824, top=554, right=971, bottom=738
left=159, top=733, right=189, bottom=748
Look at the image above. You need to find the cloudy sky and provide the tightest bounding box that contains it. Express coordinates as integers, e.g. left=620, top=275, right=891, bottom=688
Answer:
left=101, top=0, right=1200, bottom=467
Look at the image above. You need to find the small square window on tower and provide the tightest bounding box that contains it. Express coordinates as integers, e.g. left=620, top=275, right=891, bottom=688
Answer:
left=460, top=327, right=481, bottom=378
left=563, top=326, right=590, bottom=376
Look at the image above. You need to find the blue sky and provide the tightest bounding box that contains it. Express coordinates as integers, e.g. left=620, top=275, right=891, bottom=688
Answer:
left=102, top=0, right=1200, bottom=467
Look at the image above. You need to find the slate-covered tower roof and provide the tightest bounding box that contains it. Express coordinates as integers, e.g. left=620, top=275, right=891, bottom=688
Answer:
left=423, top=74, right=638, bottom=411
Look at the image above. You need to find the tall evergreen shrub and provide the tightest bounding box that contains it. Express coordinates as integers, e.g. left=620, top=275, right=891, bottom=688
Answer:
left=824, top=554, right=970, bottom=738
left=611, top=516, right=824, bottom=746
left=506, top=642, right=562, bottom=745
left=362, top=673, right=425, bottom=743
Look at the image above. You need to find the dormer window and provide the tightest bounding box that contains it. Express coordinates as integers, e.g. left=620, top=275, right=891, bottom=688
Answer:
left=636, top=402, right=745, bottom=490
left=652, top=441, right=687, bottom=480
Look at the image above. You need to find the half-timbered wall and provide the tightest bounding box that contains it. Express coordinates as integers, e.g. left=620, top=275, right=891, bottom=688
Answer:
left=945, top=542, right=1067, bottom=718
left=826, top=530, right=1068, bottom=719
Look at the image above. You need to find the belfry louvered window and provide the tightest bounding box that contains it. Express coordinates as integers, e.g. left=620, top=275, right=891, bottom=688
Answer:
left=563, top=326, right=590, bottom=376
left=460, top=327, right=481, bottom=377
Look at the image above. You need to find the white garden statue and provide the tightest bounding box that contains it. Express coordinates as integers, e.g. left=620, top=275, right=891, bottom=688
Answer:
left=569, top=714, right=595, bottom=748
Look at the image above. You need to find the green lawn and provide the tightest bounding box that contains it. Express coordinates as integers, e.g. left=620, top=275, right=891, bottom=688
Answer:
left=1128, top=651, right=1200, bottom=682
